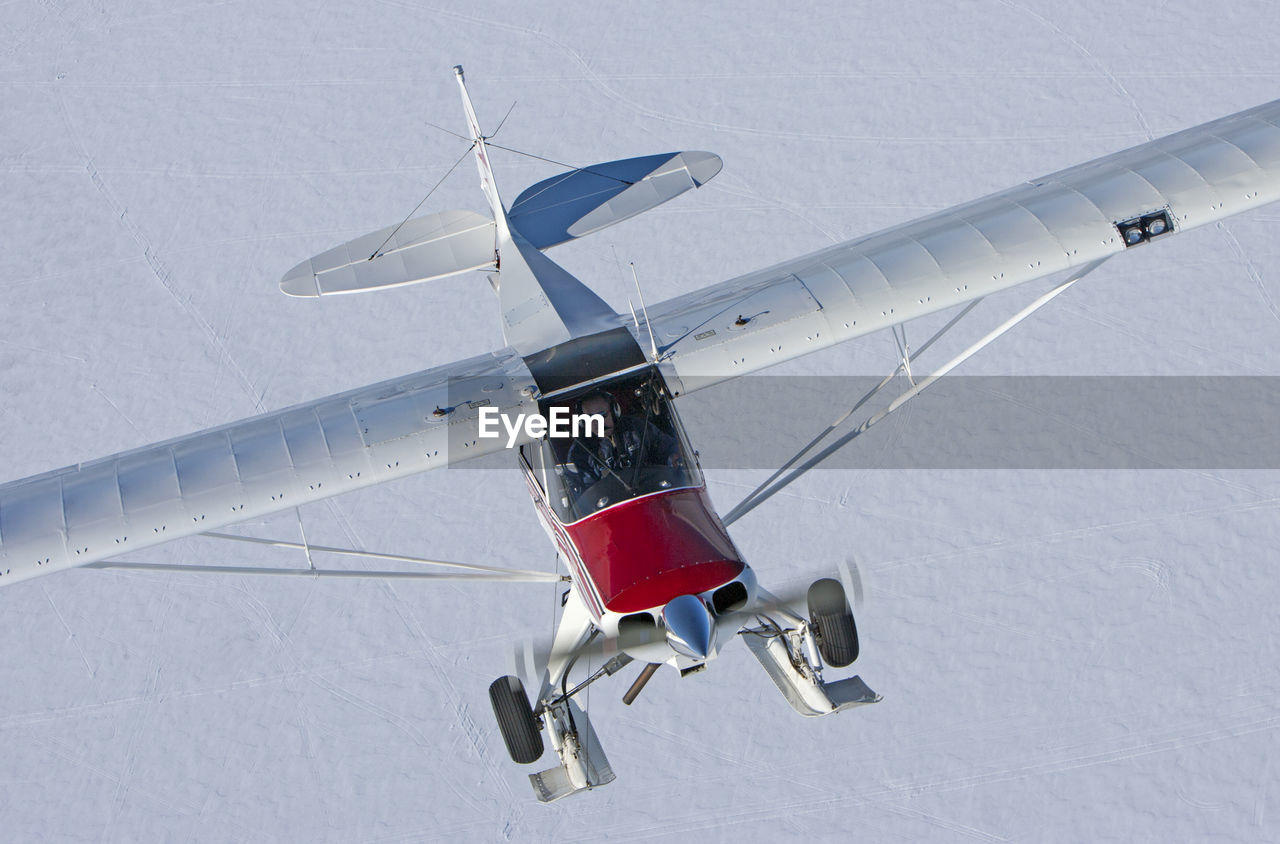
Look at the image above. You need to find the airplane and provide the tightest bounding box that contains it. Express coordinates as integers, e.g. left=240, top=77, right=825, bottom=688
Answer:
left=2, top=66, right=1278, bottom=802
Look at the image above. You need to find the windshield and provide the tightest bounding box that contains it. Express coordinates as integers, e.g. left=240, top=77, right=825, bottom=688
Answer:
left=524, top=370, right=702, bottom=523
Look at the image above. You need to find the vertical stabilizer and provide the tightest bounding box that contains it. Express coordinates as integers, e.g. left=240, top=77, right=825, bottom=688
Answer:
left=454, top=65, right=510, bottom=237
left=451, top=66, right=626, bottom=359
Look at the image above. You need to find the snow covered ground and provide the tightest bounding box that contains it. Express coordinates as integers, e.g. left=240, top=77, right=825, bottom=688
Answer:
left=3, top=1, right=1280, bottom=839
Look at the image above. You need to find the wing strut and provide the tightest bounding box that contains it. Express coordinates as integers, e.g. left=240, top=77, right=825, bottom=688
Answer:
left=85, top=561, right=563, bottom=582
left=891, top=324, right=914, bottom=385
left=723, top=257, right=1110, bottom=526
left=723, top=296, right=985, bottom=523
left=84, top=531, right=568, bottom=583
left=294, top=508, right=315, bottom=571
left=199, top=531, right=565, bottom=580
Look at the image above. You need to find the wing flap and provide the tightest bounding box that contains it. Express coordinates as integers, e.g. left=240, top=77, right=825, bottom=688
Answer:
left=0, top=350, right=538, bottom=588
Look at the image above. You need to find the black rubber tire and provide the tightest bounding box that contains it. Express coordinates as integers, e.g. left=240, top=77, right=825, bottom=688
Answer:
left=807, top=578, right=859, bottom=667
left=488, top=676, right=544, bottom=765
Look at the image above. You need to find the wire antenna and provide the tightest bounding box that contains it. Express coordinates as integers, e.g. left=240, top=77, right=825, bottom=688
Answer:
left=490, top=100, right=518, bottom=137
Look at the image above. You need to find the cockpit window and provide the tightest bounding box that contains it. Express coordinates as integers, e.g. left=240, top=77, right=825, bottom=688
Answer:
left=521, top=369, right=701, bottom=522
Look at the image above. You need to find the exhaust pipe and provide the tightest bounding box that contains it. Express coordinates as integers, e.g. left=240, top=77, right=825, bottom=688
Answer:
left=623, top=662, right=661, bottom=705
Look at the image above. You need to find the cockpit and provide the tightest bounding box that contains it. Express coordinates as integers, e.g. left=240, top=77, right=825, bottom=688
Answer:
left=518, top=369, right=702, bottom=523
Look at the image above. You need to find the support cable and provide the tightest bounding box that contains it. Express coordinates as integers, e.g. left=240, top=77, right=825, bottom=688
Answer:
left=484, top=141, right=636, bottom=187
left=368, top=142, right=476, bottom=261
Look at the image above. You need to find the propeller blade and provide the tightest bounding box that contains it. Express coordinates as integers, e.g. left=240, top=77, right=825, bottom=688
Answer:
left=839, top=555, right=866, bottom=609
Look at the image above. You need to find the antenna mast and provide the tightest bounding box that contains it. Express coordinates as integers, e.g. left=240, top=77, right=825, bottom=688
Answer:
left=629, top=262, right=660, bottom=362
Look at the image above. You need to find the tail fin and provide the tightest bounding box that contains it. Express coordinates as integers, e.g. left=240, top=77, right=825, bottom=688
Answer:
left=454, top=65, right=509, bottom=235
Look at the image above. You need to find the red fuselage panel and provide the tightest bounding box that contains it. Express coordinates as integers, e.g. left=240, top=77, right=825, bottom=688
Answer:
left=564, top=488, right=744, bottom=614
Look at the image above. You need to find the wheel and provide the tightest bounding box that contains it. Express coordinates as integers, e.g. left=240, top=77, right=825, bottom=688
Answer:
left=488, top=676, right=544, bottom=764
left=807, top=578, right=859, bottom=667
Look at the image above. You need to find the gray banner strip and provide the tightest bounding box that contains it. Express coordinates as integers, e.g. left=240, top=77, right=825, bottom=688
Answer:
left=673, top=376, right=1280, bottom=470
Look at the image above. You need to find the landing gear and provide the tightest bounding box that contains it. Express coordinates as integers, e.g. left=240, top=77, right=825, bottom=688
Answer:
left=488, top=669, right=617, bottom=801
left=488, top=589, right=618, bottom=802
left=488, top=676, right=544, bottom=764
left=487, top=575, right=877, bottom=799
left=807, top=578, right=859, bottom=667
left=527, top=693, right=615, bottom=802
left=741, top=577, right=879, bottom=717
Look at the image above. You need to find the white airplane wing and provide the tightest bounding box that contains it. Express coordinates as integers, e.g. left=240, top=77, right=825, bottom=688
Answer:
left=5, top=99, right=1280, bottom=591
left=648, top=99, right=1280, bottom=393
left=0, top=349, right=539, bottom=587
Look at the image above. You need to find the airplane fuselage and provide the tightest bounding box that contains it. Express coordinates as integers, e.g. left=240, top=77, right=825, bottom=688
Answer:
left=516, top=368, right=757, bottom=665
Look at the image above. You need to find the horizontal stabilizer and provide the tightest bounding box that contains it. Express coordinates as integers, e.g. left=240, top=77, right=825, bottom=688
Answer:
left=281, top=209, right=496, bottom=297
left=507, top=151, right=722, bottom=250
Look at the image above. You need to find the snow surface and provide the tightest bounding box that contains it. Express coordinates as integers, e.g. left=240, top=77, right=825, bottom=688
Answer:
left=3, top=1, right=1280, bottom=840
